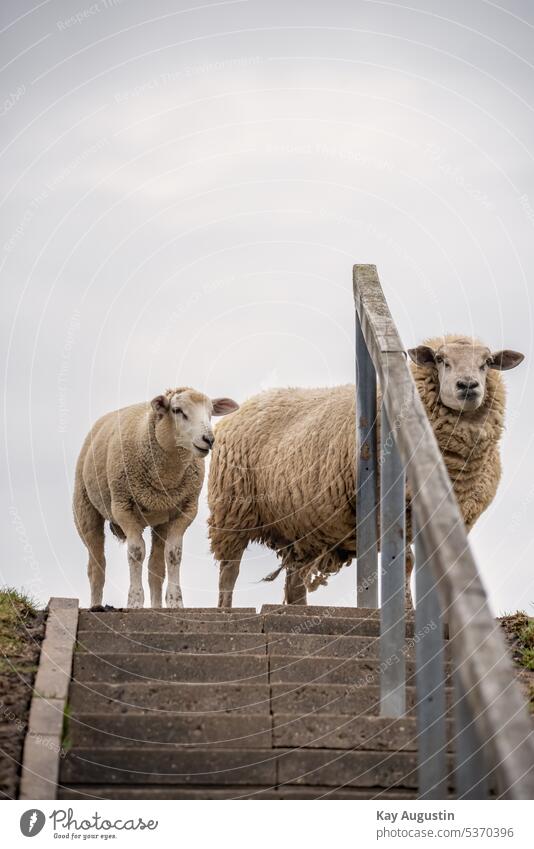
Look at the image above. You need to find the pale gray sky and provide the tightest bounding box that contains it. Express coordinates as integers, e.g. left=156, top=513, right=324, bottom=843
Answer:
left=2, top=0, right=533, bottom=613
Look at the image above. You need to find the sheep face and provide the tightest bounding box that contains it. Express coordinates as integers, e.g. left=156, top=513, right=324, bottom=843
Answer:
left=408, top=339, right=524, bottom=412
left=151, top=388, right=239, bottom=456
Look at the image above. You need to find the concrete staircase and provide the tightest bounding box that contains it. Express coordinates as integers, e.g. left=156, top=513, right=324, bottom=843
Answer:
left=59, top=605, right=452, bottom=799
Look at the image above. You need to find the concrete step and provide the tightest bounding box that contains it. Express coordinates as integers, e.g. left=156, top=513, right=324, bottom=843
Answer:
left=267, top=634, right=448, bottom=661
left=60, top=747, right=429, bottom=789
left=263, top=613, right=412, bottom=637
left=77, top=610, right=424, bottom=638
left=269, top=655, right=449, bottom=685
left=73, top=652, right=268, bottom=684
left=78, top=612, right=264, bottom=634
left=276, top=748, right=452, bottom=790
left=58, top=784, right=419, bottom=800
left=76, top=630, right=407, bottom=660
left=69, top=680, right=454, bottom=716
left=169, top=608, right=257, bottom=614
left=262, top=605, right=384, bottom=618
left=76, top=632, right=267, bottom=655
left=271, top=683, right=455, bottom=715
left=68, top=713, right=272, bottom=749
left=273, top=714, right=420, bottom=750
left=83, top=608, right=257, bottom=617
left=67, top=712, right=423, bottom=752
left=273, top=714, right=454, bottom=752
left=69, top=682, right=271, bottom=714
left=61, top=747, right=278, bottom=786
left=73, top=651, right=448, bottom=686
left=266, top=633, right=381, bottom=659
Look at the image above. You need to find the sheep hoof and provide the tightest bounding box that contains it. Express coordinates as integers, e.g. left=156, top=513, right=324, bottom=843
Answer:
left=165, top=591, right=184, bottom=609
left=127, top=593, right=145, bottom=609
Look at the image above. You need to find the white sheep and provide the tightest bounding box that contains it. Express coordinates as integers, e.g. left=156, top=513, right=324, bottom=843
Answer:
left=208, top=336, right=524, bottom=607
left=74, top=387, right=238, bottom=608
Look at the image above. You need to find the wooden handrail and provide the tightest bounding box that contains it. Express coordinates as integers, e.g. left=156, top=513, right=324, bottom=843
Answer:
left=353, top=264, right=534, bottom=799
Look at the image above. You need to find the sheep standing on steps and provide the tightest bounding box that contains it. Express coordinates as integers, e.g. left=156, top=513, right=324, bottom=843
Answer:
left=74, top=388, right=238, bottom=608
left=208, top=336, right=523, bottom=608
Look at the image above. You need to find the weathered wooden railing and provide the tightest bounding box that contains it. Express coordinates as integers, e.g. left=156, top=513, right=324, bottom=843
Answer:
left=354, top=264, right=534, bottom=799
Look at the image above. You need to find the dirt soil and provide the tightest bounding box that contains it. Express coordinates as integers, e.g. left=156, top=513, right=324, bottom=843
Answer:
left=0, top=591, right=46, bottom=800
left=499, top=612, right=534, bottom=714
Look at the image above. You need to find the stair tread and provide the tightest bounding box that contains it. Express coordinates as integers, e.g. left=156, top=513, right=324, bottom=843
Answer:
left=68, top=680, right=454, bottom=715
left=67, top=711, right=425, bottom=752
left=76, top=632, right=268, bottom=654
left=270, top=682, right=454, bottom=714
left=68, top=713, right=272, bottom=749
left=73, top=652, right=269, bottom=684
left=262, top=605, right=387, bottom=618
left=58, top=783, right=420, bottom=800
left=78, top=613, right=265, bottom=634
left=60, top=747, right=426, bottom=788
left=263, top=614, right=415, bottom=637
left=76, top=630, right=430, bottom=660
left=69, top=681, right=272, bottom=713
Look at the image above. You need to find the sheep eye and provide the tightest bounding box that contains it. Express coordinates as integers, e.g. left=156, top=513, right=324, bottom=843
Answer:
left=172, top=407, right=188, bottom=420
left=435, top=356, right=443, bottom=364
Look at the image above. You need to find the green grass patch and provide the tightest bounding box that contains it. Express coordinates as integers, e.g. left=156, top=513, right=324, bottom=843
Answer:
left=501, top=611, right=534, bottom=670
left=0, top=587, right=39, bottom=659
left=499, top=612, right=534, bottom=713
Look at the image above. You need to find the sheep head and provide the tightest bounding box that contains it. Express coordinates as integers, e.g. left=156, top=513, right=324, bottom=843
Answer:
left=408, top=336, right=524, bottom=412
left=151, top=387, right=239, bottom=455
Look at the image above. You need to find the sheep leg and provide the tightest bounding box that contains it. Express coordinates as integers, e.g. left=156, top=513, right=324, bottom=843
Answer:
left=74, top=481, right=106, bottom=607
left=164, top=524, right=185, bottom=608
left=127, top=531, right=146, bottom=608
left=218, top=558, right=243, bottom=609
left=284, top=565, right=307, bottom=605
left=148, top=526, right=166, bottom=608
left=113, top=509, right=146, bottom=608
left=87, top=527, right=106, bottom=608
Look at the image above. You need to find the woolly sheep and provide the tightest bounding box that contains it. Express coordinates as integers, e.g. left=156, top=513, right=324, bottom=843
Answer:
left=208, top=336, right=523, bottom=608
left=74, top=387, right=238, bottom=608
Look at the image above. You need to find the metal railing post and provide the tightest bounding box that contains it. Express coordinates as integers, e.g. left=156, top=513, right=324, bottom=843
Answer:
left=379, top=404, right=406, bottom=716
left=355, top=312, right=378, bottom=608
left=453, top=669, right=490, bottom=798
left=414, top=518, right=448, bottom=798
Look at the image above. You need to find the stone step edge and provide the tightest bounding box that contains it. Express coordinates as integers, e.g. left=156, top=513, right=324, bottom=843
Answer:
left=64, top=713, right=454, bottom=753
left=74, top=631, right=414, bottom=651
left=57, top=783, right=421, bottom=799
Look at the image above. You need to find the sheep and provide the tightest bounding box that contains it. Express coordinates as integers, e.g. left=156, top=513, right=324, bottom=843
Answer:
left=208, top=336, right=523, bottom=608
left=74, top=387, right=238, bottom=608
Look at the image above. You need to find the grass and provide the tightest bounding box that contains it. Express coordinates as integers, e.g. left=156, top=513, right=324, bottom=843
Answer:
left=500, top=611, right=534, bottom=671
left=0, top=587, right=39, bottom=666
left=499, top=611, right=534, bottom=715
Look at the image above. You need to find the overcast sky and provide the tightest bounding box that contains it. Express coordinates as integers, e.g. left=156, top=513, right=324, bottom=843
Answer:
left=1, top=0, right=533, bottom=614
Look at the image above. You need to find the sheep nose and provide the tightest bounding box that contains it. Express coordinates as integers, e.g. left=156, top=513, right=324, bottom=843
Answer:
left=457, top=379, right=479, bottom=391
left=202, top=434, right=214, bottom=449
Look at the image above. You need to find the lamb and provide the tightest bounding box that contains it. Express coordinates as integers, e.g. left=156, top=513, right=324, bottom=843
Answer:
left=74, top=387, right=238, bottom=608
left=207, top=336, right=523, bottom=608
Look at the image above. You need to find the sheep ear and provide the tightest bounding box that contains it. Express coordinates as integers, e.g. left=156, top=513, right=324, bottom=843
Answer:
left=489, top=350, right=525, bottom=371
left=151, top=395, right=170, bottom=418
left=211, top=397, right=239, bottom=416
left=407, top=345, right=436, bottom=367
